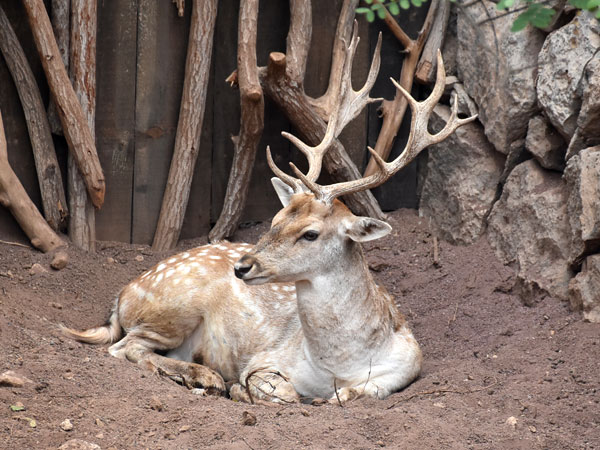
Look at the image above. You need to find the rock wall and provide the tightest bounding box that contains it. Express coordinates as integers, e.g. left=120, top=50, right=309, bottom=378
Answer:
left=419, top=9, right=600, bottom=321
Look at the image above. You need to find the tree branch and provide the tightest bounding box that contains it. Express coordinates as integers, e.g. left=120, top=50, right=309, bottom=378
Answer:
left=153, top=0, right=218, bottom=250
left=22, top=0, right=105, bottom=209
left=286, top=0, right=312, bottom=84
left=209, top=0, right=264, bottom=242
left=0, top=108, right=64, bottom=252
left=68, top=0, right=97, bottom=251
left=0, top=4, right=68, bottom=231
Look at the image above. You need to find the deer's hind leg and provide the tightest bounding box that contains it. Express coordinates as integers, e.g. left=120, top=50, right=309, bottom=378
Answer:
left=109, top=333, right=226, bottom=395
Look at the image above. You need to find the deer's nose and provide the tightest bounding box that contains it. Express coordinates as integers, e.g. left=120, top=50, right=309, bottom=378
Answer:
left=234, top=259, right=253, bottom=279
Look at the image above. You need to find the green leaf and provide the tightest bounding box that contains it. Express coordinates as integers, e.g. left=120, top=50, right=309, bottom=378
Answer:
left=366, top=9, right=375, bottom=22
left=497, top=0, right=515, bottom=10
left=511, top=12, right=532, bottom=31
left=364, top=0, right=374, bottom=4
left=531, top=8, right=555, bottom=28
left=596, top=7, right=600, bottom=18
left=400, top=0, right=410, bottom=9
left=569, top=0, right=588, bottom=8
left=389, top=2, right=400, bottom=14
left=377, top=7, right=387, bottom=19
left=413, top=0, right=423, bottom=7
left=356, top=7, right=372, bottom=14
left=10, top=404, right=25, bottom=412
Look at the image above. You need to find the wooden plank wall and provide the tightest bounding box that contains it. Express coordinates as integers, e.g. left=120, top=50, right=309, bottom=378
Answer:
left=0, top=0, right=427, bottom=246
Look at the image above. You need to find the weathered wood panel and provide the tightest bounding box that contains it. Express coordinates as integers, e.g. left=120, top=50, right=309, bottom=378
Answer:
left=132, top=1, right=192, bottom=244
left=95, top=0, right=138, bottom=243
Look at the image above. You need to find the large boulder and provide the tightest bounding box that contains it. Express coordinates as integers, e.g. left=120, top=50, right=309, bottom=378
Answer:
left=419, top=105, right=504, bottom=245
left=568, top=254, right=600, bottom=323
left=457, top=0, right=544, bottom=154
left=566, top=53, right=600, bottom=159
left=537, top=12, right=600, bottom=140
left=487, top=160, right=572, bottom=302
left=525, top=115, right=566, bottom=171
left=563, top=146, right=600, bottom=266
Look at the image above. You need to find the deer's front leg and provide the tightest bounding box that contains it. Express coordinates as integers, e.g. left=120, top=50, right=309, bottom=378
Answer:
left=329, top=381, right=390, bottom=404
left=230, top=370, right=299, bottom=404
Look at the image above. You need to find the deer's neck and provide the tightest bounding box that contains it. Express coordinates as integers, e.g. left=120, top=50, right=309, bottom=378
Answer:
left=294, top=242, right=393, bottom=366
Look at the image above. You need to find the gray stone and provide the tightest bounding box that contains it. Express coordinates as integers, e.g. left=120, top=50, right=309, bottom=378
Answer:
left=567, top=53, right=600, bottom=159
left=57, top=440, right=100, bottom=450
left=537, top=12, right=600, bottom=140
left=457, top=0, right=544, bottom=154
left=487, top=160, right=572, bottom=301
left=563, top=146, right=600, bottom=266
left=525, top=115, right=566, bottom=171
left=568, top=254, right=600, bottom=322
left=419, top=105, right=504, bottom=245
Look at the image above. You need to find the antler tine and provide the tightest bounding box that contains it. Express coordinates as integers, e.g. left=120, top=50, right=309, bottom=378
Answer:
left=318, top=51, right=478, bottom=204
left=266, top=146, right=303, bottom=193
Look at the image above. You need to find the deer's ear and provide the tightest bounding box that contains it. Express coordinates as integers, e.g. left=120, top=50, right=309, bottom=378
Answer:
left=344, top=217, right=392, bottom=242
left=271, top=177, right=294, bottom=207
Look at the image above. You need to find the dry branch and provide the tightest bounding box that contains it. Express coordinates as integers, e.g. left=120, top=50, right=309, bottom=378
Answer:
left=286, top=0, right=312, bottom=84
left=47, top=0, right=69, bottom=135
left=68, top=0, right=97, bottom=251
left=153, top=0, right=218, bottom=250
left=0, top=108, right=64, bottom=252
left=0, top=5, right=67, bottom=231
left=363, top=0, right=439, bottom=177
left=209, top=0, right=263, bottom=242
left=22, top=0, right=105, bottom=209
left=416, top=0, right=451, bottom=84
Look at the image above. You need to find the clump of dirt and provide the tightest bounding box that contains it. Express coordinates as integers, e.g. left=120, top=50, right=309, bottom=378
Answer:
left=0, top=209, right=598, bottom=449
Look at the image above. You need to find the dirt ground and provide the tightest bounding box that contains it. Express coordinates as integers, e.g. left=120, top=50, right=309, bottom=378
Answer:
left=0, top=209, right=598, bottom=449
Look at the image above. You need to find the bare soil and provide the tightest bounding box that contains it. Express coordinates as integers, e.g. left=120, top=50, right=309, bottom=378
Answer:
left=0, top=209, right=598, bottom=450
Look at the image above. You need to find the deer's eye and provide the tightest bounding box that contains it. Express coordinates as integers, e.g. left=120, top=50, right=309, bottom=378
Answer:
left=302, top=231, right=319, bottom=241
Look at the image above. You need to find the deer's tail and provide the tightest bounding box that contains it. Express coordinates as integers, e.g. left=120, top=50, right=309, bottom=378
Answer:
left=59, top=299, right=122, bottom=345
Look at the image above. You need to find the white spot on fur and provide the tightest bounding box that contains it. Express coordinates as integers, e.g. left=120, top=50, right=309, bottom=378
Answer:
left=157, top=263, right=166, bottom=272
left=165, top=269, right=175, bottom=278
left=228, top=251, right=241, bottom=258
left=217, top=245, right=227, bottom=250
left=209, top=255, right=221, bottom=260
left=168, top=258, right=176, bottom=263
left=156, top=273, right=164, bottom=283
left=181, top=252, right=190, bottom=259
left=173, top=278, right=181, bottom=286
left=271, top=285, right=280, bottom=291
left=178, top=265, right=191, bottom=275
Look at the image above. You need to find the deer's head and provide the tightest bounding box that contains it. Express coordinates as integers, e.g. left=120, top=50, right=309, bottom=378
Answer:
left=234, top=26, right=476, bottom=286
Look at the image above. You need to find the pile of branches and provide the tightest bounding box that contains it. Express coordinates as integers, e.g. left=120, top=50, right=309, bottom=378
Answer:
left=0, top=0, right=451, bottom=254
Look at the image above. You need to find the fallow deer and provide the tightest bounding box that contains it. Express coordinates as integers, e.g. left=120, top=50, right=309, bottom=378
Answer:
left=61, top=25, right=476, bottom=403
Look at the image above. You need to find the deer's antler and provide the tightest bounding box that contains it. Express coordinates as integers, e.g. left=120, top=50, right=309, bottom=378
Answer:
left=270, top=48, right=477, bottom=204
left=267, top=21, right=382, bottom=194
